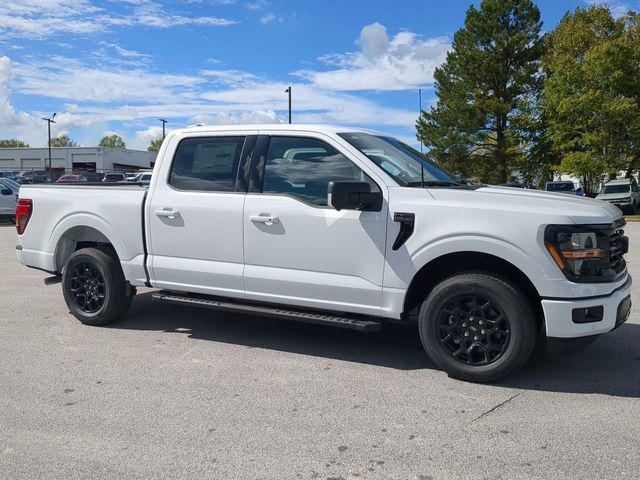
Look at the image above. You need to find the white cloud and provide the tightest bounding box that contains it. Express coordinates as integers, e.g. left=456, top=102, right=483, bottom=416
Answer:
left=98, top=41, right=150, bottom=60
left=0, top=56, right=46, bottom=146
left=13, top=57, right=203, bottom=103
left=584, top=0, right=637, bottom=18
left=199, top=69, right=259, bottom=86
left=2, top=22, right=432, bottom=148
left=0, top=0, right=237, bottom=39
left=260, top=13, right=283, bottom=25
left=295, top=22, right=450, bottom=91
left=191, top=110, right=281, bottom=125
left=129, top=125, right=166, bottom=149
left=246, top=0, right=267, bottom=10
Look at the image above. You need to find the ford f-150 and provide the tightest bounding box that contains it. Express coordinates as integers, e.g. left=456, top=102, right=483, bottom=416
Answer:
left=15, top=124, right=632, bottom=382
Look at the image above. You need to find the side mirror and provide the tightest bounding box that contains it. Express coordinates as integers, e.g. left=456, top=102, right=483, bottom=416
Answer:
left=327, top=181, right=382, bottom=211
left=1, top=188, right=13, bottom=196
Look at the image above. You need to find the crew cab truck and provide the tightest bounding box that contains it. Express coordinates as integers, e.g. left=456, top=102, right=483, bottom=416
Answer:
left=16, top=125, right=632, bottom=382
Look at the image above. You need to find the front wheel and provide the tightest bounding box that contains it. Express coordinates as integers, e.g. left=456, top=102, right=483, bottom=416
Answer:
left=419, top=273, right=537, bottom=382
left=62, top=247, right=132, bottom=326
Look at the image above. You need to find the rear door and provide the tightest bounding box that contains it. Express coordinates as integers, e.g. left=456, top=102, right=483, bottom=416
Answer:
left=146, top=131, right=256, bottom=298
left=242, top=132, right=388, bottom=316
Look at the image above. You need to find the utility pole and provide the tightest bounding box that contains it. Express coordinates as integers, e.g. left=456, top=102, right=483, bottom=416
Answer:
left=159, top=118, right=168, bottom=139
left=41, top=113, right=57, bottom=171
left=285, top=86, right=292, bottom=124
left=419, top=89, right=424, bottom=188
left=419, top=89, right=423, bottom=156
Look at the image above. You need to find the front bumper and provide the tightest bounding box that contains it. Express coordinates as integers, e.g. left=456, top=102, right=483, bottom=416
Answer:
left=542, top=275, right=632, bottom=338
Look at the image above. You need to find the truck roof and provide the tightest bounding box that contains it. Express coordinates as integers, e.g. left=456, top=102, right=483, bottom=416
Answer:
left=174, top=124, right=381, bottom=136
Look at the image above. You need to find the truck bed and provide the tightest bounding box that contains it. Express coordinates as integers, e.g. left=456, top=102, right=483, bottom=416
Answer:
left=16, top=184, right=148, bottom=285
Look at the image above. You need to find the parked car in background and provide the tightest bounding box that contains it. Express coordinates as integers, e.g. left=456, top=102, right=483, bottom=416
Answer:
left=102, top=172, right=127, bottom=182
left=133, top=172, right=152, bottom=185
left=16, top=124, right=632, bottom=383
left=56, top=174, right=88, bottom=184
left=0, top=177, right=20, bottom=194
left=0, top=170, right=18, bottom=180
left=125, top=172, right=139, bottom=182
left=596, top=178, right=640, bottom=214
left=17, top=170, right=53, bottom=185
left=84, top=172, right=105, bottom=182
left=0, top=179, right=18, bottom=221
left=544, top=181, right=581, bottom=195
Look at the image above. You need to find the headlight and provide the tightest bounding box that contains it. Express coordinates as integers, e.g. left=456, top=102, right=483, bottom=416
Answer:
left=614, top=197, right=631, bottom=203
left=545, top=223, right=626, bottom=282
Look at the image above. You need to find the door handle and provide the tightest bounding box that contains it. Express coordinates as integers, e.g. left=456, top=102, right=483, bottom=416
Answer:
left=155, top=208, right=179, bottom=218
left=250, top=214, right=279, bottom=225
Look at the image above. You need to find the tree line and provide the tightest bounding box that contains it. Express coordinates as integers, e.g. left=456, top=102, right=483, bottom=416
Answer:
left=417, top=1, right=640, bottom=194
left=0, top=134, right=163, bottom=152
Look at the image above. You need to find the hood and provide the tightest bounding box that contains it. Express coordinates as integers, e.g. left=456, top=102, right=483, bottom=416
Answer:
left=427, top=185, right=623, bottom=225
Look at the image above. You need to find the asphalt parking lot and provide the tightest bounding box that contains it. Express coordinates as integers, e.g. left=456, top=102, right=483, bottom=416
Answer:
left=1, top=220, right=639, bottom=480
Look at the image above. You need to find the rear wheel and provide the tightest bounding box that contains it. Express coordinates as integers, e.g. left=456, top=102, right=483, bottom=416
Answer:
left=62, top=247, right=132, bottom=326
left=419, top=273, right=537, bottom=382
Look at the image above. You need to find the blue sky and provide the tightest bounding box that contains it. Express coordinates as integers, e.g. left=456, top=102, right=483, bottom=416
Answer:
left=0, top=0, right=637, bottom=150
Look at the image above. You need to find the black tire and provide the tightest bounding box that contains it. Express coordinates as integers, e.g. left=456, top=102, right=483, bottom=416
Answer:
left=62, top=247, right=132, bottom=326
left=419, top=273, right=537, bottom=383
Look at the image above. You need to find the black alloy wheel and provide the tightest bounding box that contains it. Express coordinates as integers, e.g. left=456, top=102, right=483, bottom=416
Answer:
left=62, top=247, right=133, bottom=325
left=419, top=273, right=537, bottom=382
left=436, top=293, right=511, bottom=366
left=69, top=263, right=106, bottom=313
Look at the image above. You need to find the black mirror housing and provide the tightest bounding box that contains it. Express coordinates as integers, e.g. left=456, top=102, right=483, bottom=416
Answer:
left=1, top=188, right=13, bottom=196
left=327, top=181, right=382, bottom=211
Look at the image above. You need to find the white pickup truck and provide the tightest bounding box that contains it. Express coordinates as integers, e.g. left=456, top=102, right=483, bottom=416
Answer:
left=16, top=124, right=632, bottom=382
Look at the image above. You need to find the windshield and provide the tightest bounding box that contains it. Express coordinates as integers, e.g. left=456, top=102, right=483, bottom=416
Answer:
left=338, top=132, right=454, bottom=186
left=546, top=182, right=575, bottom=192
left=603, top=184, right=630, bottom=194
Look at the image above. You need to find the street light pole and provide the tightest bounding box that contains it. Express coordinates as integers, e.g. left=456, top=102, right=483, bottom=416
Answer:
left=159, top=118, right=167, bottom=139
left=41, top=113, right=57, bottom=172
left=285, top=86, right=292, bottom=124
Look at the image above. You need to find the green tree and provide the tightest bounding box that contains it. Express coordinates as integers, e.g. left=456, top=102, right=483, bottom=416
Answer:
left=510, top=88, right=560, bottom=188
left=147, top=138, right=163, bottom=153
left=0, top=139, right=29, bottom=147
left=49, top=133, right=77, bottom=147
left=542, top=7, right=640, bottom=193
left=417, top=0, right=544, bottom=184
left=98, top=134, right=126, bottom=148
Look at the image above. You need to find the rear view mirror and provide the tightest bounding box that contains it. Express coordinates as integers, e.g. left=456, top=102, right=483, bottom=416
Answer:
left=1, top=188, right=13, bottom=196
left=327, top=181, right=382, bottom=211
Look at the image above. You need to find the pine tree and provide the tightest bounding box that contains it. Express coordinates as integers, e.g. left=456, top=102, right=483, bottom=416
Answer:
left=417, top=0, right=544, bottom=184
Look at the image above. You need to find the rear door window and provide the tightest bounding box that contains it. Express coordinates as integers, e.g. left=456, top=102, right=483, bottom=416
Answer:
left=169, top=136, right=245, bottom=192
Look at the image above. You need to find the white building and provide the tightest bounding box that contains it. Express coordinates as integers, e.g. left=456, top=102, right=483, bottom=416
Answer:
left=0, top=147, right=156, bottom=174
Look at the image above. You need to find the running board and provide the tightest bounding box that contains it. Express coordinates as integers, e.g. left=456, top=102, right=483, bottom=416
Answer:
left=152, top=292, right=383, bottom=332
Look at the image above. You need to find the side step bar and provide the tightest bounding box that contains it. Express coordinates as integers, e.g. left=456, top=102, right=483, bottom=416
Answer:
left=152, top=292, right=383, bottom=332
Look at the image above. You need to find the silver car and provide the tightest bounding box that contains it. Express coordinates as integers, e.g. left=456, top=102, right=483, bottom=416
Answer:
left=596, top=178, right=640, bottom=214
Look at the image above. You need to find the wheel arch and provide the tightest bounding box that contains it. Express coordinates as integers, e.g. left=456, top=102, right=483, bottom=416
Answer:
left=52, top=220, right=123, bottom=273
left=402, top=251, right=543, bottom=327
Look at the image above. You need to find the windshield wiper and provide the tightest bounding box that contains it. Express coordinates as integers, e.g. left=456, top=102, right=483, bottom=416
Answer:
left=406, top=180, right=462, bottom=188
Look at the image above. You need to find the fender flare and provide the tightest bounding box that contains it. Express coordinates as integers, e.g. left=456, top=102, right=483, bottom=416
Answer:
left=410, top=234, right=548, bottom=282
left=49, top=212, right=128, bottom=271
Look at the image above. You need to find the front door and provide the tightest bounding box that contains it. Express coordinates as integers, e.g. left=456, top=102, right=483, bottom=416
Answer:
left=146, top=133, right=256, bottom=298
left=243, top=133, right=388, bottom=316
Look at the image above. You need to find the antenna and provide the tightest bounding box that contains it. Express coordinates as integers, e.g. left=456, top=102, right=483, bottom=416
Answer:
left=419, top=88, right=424, bottom=189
